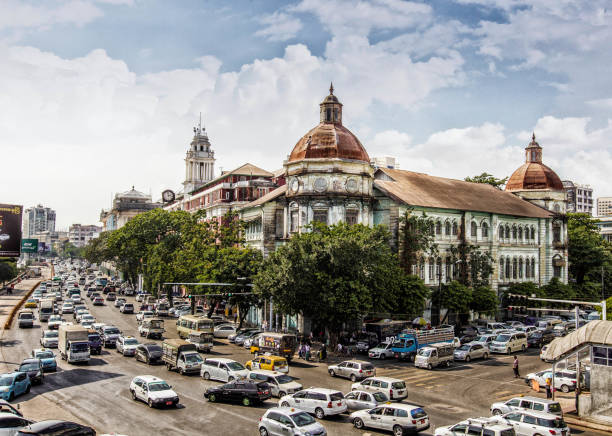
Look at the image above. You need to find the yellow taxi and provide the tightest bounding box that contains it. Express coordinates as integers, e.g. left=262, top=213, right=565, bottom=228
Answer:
left=245, top=355, right=289, bottom=373
left=24, top=299, right=38, bottom=308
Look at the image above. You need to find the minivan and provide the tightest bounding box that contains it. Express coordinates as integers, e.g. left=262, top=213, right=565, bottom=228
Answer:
left=490, top=396, right=563, bottom=417
left=351, top=376, right=407, bottom=401
left=489, top=332, right=527, bottom=354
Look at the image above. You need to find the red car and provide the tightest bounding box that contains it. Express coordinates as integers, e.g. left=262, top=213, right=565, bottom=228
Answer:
left=93, top=296, right=105, bottom=306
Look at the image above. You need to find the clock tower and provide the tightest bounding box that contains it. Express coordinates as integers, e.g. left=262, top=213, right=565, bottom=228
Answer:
left=183, top=115, right=216, bottom=194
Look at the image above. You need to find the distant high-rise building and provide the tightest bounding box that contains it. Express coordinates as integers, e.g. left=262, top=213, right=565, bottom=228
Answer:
left=562, top=181, right=593, bottom=215
left=22, top=205, right=56, bottom=238
left=69, top=224, right=102, bottom=247
left=597, top=197, right=612, bottom=217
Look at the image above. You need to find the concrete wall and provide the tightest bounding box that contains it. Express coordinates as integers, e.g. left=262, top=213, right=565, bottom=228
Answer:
left=590, top=364, right=612, bottom=413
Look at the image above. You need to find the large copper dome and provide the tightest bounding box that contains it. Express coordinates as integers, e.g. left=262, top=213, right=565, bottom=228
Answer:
left=288, top=123, right=370, bottom=162
left=288, top=85, right=370, bottom=163
left=505, top=133, right=563, bottom=191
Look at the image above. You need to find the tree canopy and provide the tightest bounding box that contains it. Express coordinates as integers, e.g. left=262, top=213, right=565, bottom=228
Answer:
left=464, top=172, right=508, bottom=190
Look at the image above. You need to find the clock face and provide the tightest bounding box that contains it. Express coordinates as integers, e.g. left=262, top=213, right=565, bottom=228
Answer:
left=290, top=179, right=299, bottom=193
left=314, top=177, right=328, bottom=193
left=162, top=190, right=175, bottom=202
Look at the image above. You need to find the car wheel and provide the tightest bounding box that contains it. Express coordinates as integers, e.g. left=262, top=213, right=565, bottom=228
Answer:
left=561, top=384, right=570, bottom=393
left=353, top=418, right=364, bottom=429
left=483, top=353, right=488, bottom=359
left=281, top=401, right=290, bottom=407
left=228, top=377, right=235, bottom=382
left=203, top=372, right=210, bottom=380
left=465, top=355, right=471, bottom=362
left=329, top=370, right=335, bottom=377
left=131, top=390, right=137, bottom=400
left=259, top=428, right=269, bottom=436
left=148, top=399, right=154, bottom=408
left=25, top=385, right=31, bottom=394
left=179, top=367, right=184, bottom=375
left=315, top=407, right=325, bottom=419
left=208, top=393, right=216, bottom=403
left=393, top=425, right=404, bottom=436
left=427, top=363, right=432, bottom=370
left=278, top=391, right=286, bottom=398
left=492, top=409, right=502, bottom=415
left=242, top=397, right=251, bottom=406
left=350, top=374, right=357, bottom=382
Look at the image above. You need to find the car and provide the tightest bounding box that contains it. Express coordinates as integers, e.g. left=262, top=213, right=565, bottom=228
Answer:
left=74, top=310, right=89, bottom=323
left=31, top=349, right=57, bottom=372
left=116, top=336, right=139, bottom=356
left=524, top=369, right=577, bottom=393
left=40, top=330, right=59, bottom=348
left=201, top=358, right=250, bottom=382
left=228, top=328, right=256, bottom=343
left=368, top=342, right=395, bottom=359
left=115, top=298, right=126, bottom=308
left=47, top=315, right=63, bottom=330
left=24, top=299, right=37, bottom=309
left=279, top=388, right=347, bottom=419
left=213, top=324, right=237, bottom=338
left=328, top=360, right=376, bottom=381
left=234, top=329, right=262, bottom=345
left=92, top=296, right=104, bottom=306
left=89, top=292, right=100, bottom=301
left=106, top=292, right=116, bottom=301
left=101, top=325, right=121, bottom=348
left=453, top=343, right=489, bottom=361
left=489, top=332, right=528, bottom=354
left=243, top=334, right=262, bottom=349
left=60, top=303, right=74, bottom=314
left=258, top=407, right=327, bottom=436
left=136, top=310, right=154, bottom=322
left=434, top=416, right=516, bottom=436
left=495, top=410, right=569, bottom=436
left=344, top=390, right=388, bottom=412
left=351, top=403, right=430, bottom=436
left=246, top=356, right=289, bottom=374
left=135, top=343, right=163, bottom=365
left=248, top=370, right=303, bottom=398
left=120, top=303, right=134, bottom=314
left=351, top=376, right=408, bottom=401
left=80, top=314, right=95, bottom=324
left=459, top=333, right=479, bottom=345
left=527, top=330, right=555, bottom=348
left=0, top=413, right=34, bottom=433
left=0, top=398, right=24, bottom=416
left=16, top=420, right=95, bottom=435
left=0, top=373, right=31, bottom=401
left=130, top=375, right=179, bottom=408
left=70, top=295, right=82, bottom=304
left=490, top=396, right=563, bottom=417
left=17, top=359, right=44, bottom=385
left=515, top=326, right=538, bottom=336
left=204, top=380, right=271, bottom=406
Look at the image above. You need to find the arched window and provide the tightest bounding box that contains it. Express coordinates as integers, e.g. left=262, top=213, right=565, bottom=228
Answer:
left=525, top=259, right=530, bottom=278
left=512, top=226, right=518, bottom=239
left=499, top=257, right=504, bottom=279
left=518, top=227, right=523, bottom=241
left=482, top=222, right=489, bottom=238
left=428, top=257, right=435, bottom=282
left=531, top=227, right=536, bottom=240
left=499, top=225, right=504, bottom=239
left=505, top=258, right=511, bottom=279
left=436, top=257, right=442, bottom=282
left=512, top=258, right=518, bottom=279
left=419, top=257, right=425, bottom=280
left=531, top=258, right=536, bottom=278
left=471, top=222, right=477, bottom=237
left=553, top=222, right=561, bottom=243
left=445, top=221, right=451, bottom=236
left=505, top=225, right=510, bottom=239
left=518, top=258, right=523, bottom=279
left=435, top=221, right=442, bottom=235
left=554, top=204, right=561, bottom=213
left=444, top=257, right=451, bottom=283
left=452, top=222, right=458, bottom=235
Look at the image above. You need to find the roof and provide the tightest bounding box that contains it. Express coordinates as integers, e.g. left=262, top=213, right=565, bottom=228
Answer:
left=242, top=185, right=287, bottom=209
left=190, top=163, right=273, bottom=195
left=136, top=375, right=164, bottom=382
left=288, top=123, right=369, bottom=163
left=542, top=320, right=612, bottom=361
left=374, top=168, right=552, bottom=218
left=506, top=162, right=564, bottom=191
left=118, top=187, right=150, bottom=199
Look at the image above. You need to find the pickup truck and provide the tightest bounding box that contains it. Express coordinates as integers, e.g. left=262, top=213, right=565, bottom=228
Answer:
left=161, top=339, right=203, bottom=375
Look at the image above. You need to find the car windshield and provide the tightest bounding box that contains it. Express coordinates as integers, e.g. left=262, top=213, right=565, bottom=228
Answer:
left=475, top=336, right=487, bottom=342
left=146, top=345, right=162, bottom=353
left=457, top=345, right=470, bottom=351
left=226, top=362, right=245, bottom=371
left=71, top=343, right=89, bottom=352
left=19, top=313, right=33, bottom=319
left=124, top=339, right=138, bottom=345
left=88, top=334, right=100, bottom=340
left=44, top=331, right=58, bottom=338
left=291, top=412, right=315, bottom=427
left=20, top=363, right=40, bottom=371
left=496, top=334, right=511, bottom=342
left=185, top=354, right=203, bottom=364
left=105, top=328, right=120, bottom=335
left=0, top=377, right=12, bottom=387
left=49, top=316, right=61, bottom=321
left=148, top=381, right=171, bottom=392
left=275, top=375, right=293, bottom=384
left=36, top=351, right=54, bottom=359
left=418, top=349, right=431, bottom=356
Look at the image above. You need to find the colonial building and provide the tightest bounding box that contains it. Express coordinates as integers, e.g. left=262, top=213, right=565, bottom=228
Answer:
left=100, top=187, right=161, bottom=231
left=183, top=120, right=216, bottom=194
left=68, top=224, right=102, bottom=247
left=239, top=87, right=568, bottom=290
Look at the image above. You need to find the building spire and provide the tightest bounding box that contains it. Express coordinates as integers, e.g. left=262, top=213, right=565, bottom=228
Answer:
left=329, top=82, right=334, bottom=95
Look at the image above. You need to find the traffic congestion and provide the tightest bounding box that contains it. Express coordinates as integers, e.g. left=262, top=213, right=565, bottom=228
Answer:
left=1, top=260, right=599, bottom=436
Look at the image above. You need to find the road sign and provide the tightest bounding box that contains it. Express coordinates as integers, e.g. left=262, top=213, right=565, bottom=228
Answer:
left=0, top=204, right=23, bottom=257
left=21, top=239, right=39, bottom=253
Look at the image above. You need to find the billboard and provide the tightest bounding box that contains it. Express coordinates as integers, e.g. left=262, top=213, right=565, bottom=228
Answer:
left=0, top=204, right=23, bottom=257
left=21, top=239, right=39, bottom=253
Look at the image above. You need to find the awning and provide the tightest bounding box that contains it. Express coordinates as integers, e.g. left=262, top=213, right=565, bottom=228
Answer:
left=542, top=320, right=612, bottom=361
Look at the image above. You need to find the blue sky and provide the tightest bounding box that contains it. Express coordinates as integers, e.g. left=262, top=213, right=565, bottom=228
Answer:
left=1, top=0, right=611, bottom=227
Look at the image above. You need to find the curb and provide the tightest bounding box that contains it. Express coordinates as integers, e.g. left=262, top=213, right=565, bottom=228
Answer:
left=564, top=415, right=612, bottom=433
left=3, top=279, right=42, bottom=330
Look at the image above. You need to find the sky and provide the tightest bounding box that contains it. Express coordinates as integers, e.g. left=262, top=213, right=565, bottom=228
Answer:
left=1, top=0, right=611, bottom=228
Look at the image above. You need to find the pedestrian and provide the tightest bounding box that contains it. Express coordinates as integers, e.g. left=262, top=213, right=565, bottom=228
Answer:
left=320, top=344, right=327, bottom=361
left=305, top=344, right=311, bottom=361
left=513, top=356, right=520, bottom=378
left=298, top=343, right=304, bottom=359
left=337, top=343, right=343, bottom=355
left=545, top=376, right=552, bottom=399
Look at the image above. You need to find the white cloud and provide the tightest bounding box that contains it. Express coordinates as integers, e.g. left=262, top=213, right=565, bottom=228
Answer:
left=255, top=12, right=303, bottom=42
left=0, top=0, right=104, bottom=31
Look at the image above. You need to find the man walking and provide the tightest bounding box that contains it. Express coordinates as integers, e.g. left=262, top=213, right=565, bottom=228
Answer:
left=513, top=356, right=520, bottom=378
left=545, top=376, right=552, bottom=399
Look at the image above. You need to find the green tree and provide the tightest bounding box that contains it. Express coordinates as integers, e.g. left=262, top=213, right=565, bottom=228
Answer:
left=567, top=213, right=610, bottom=285
left=464, top=172, right=508, bottom=190
left=397, top=210, right=437, bottom=273
left=254, top=223, right=424, bottom=346
left=0, top=258, right=18, bottom=286
left=470, top=285, right=498, bottom=315
left=430, top=280, right=472, bottom=324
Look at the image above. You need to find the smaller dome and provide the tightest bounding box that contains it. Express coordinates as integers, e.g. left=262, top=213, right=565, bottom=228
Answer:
left=506, top=163, right=564, bottom=191
left=119, top=186, right=150, bottom=199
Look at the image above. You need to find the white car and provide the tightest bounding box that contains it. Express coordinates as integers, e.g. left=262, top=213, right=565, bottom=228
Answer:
left=81, top=314, right=95, bottom=324
left=129, top=375, right=179, bottom=408
left=351, top=376, right=408, bottom=401
left=351, top=403, right=429, bottom=436
left=435, top=417, right=515, bottom=436
left=200, top=358, right=249, bottom=382
left=248, top=370, right=303, bottom=398
left=490, top=396, right=563, bottom=417
left=213, top=324, right=237, bottom=338
left=495, top=410, right=569, bottom=436
left=524, top=369, right=577, bottom=393
left=259, top=407, right=327, bottom=436
left=116, top=336, right=140, bottom=356
left=136, top=310, right=154, bottom=322
left=40, top=330, right=59, bottom=348
left=47, top=315, right=64, bottom=330
left=279, top=388, right=347, bottom=419
left=344, top=390, right=388, bottom=412
left=368, top=342, right=395, bottom=359
left=60, top=303, right=74, bottom=314
left=75, top=310, right=89, bottom=322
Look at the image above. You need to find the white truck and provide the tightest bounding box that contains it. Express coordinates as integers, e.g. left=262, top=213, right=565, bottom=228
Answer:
left=155, top=302, right=169, bottom=317
left=39, top=298, right=54, bottom=322
left=138, top=318, right=165, bottom=339
left=414, top=342, right=455, bottom=369
left=58, top=325, right=91, bottom=364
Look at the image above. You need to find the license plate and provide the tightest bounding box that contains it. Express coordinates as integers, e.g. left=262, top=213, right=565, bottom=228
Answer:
left=166, top=401, right=172, bottom=405
left=420, top=419, right=425, bottom=424
left=398, top=391, right=404, bottom=394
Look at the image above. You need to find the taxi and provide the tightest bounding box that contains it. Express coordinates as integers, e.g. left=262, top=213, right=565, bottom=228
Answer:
left=245, top=355, right=289, bottom=373
left=24, top=299, right=38, bottom=309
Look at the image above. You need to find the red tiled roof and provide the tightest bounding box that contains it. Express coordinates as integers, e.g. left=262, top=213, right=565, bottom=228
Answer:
left=288, top=123, right=369, bottom=163
left=506, top=162, right=564, bottom=191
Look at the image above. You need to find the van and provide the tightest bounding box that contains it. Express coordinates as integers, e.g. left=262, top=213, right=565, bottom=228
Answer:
left=350, top=376, right=408, bottom=401
left=490, top=396, right=563, bottom=416
left=415, top=342, right=455, bottom=369
left=489, top=332, right=528, bottom=354
left=248, top=370, right=303, bottom=397
left=536, top=319, right=562, bottom=330
left=18, top=310, right=35, bottom=328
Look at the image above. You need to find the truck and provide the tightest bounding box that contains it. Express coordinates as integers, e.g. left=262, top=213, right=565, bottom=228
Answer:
left=414, top=342, right=455, bottom=369
left=391, top=327, right=455, bottom=361
left=250, top=333, right=297, bottom=361
left=87, top=329, right=102, bottom=355
left=155, top=302, right=169, bottom=317
left=161, top=339, right=203, bottom=375
left=58, top=325, right=91, bottom=364
left=138, top=318, right=165, bottom=339
left=39, top=299, right=54, bottom=322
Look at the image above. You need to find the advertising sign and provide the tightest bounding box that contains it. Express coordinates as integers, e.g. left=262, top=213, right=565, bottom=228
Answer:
left=21, top=239, right=39, bottom=253
left=0, top=204, right=23, bottom=257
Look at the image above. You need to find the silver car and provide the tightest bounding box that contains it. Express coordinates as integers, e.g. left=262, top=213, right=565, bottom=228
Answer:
left=344, top=390, right=388, bottom=412
left=328, top=360, right=376, bottom=381
left=454, top=343, right=489, bottom=361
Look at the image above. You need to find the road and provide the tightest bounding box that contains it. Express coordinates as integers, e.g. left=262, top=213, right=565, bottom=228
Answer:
left=0, top=280, right=606, bottom=435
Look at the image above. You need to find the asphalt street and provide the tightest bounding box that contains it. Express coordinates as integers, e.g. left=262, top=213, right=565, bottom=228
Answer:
left=0, top=280, right=606, bottom=436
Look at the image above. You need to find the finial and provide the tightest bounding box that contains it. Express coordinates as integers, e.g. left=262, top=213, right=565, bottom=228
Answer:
left=132, top=185, right=135, bottom=190
left=532, top=132, right=536, bottom=141
left=329, top=82, right=334, bottom=95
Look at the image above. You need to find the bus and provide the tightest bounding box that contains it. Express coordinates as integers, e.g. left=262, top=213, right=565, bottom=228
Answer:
left=176, top=315, right=214, bottom=340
